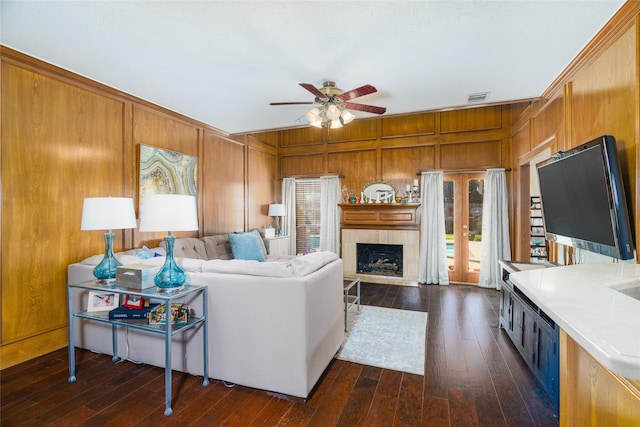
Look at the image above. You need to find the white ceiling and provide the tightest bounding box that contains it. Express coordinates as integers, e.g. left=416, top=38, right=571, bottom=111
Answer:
left=1, top=1, right=625, bottom=134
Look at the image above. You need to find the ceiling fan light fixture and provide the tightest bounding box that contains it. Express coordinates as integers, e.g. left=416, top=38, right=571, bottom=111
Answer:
left=326, top=103, right=341, bottom=120
left=310, top=118, right=323, bottom=128
left=276, top=81, right=384, bottom=128
left=330, top=118, right=343, bottom=129
left=305, top=107, right=320, bottom=123
left=340, top=109, right=356, bottom=125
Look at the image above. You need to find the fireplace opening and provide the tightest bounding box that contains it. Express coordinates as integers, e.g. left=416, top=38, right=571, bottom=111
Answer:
left=356, top=243, right=403, bottom=277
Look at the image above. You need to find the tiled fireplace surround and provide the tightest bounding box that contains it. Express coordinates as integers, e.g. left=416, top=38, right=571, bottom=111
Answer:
left=340, top=204, right=421, bottom=286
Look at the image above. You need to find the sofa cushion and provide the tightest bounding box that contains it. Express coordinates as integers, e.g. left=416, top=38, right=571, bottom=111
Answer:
left=202, top=259, right=294, bottom=277
left=202, top=234, right=233, bottom=260
left=228, top=230, right=265, bottom=262
left=255, top=231, right=268, bottom=256
left=199, top=251, right=338, bottom=277
left=162, top=237, right=208, bottom=260
left=289, top=251, right=339, bottom=276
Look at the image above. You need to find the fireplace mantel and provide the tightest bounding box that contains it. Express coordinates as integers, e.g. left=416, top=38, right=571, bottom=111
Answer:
left=339, top=203, right=421, bottom=230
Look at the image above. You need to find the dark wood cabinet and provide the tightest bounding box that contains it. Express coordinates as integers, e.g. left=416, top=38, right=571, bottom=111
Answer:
left=521, top=301, right=537, bottom=362
left=535, top=315, right=559, bottom=408
left=499, top=261, right=559, bottom=417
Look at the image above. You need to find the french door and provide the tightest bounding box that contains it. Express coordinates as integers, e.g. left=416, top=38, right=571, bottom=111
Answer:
left=443, top=173, right=485, bottom=284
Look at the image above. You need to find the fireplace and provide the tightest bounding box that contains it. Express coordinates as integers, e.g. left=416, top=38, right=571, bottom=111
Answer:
left=342, top=229, right=420, bottom=286
left=340, top=203, right=421, bottom=286
left=357, top=243, right=403, bottom=277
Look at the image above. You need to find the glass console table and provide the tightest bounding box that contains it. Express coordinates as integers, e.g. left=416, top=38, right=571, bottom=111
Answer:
left=343, top=277, right=361, bottom=331
left=67, top=281, right=209, bottom=416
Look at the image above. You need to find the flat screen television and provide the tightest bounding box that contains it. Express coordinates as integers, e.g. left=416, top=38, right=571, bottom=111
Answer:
left=536, top=135, right=635, bottom=260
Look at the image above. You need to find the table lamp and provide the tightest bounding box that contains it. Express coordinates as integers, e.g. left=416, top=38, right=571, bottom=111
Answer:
left=268, top=203, right=286, bottom=236
left=139, top=194, right=198, bottom=292
left=80, top=197, right=137, bottom=283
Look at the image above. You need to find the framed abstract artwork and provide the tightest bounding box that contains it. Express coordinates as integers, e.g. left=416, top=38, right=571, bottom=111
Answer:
left=139, top=145, right=198, bottom=206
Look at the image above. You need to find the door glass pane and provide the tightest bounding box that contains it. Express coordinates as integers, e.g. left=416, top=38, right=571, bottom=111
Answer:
left=443, top=180, right=454, bottom=271
left=468, top=179, right=484, bottom=273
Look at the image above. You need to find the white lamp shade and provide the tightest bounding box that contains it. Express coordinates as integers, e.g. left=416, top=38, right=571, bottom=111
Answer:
left=268, top=203, right=286, bottom=217
left=139, top=194, right=198, bottom=232
left=80, top=197, right=137, bottom=230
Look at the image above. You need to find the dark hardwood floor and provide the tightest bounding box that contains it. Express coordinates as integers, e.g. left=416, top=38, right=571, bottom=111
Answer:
left=1, top=283, right=558, bottom=426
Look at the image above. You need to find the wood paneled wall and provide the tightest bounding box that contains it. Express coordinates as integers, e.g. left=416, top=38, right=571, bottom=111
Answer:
left=0, top=47, right=277, bottom=368
left=510, top=4, right=639, bottom=263
left=249, top=105, right=514, bottom=197
left=1, top=59, right=129, bottom=364
left=202, top=132, right=246, bottom=235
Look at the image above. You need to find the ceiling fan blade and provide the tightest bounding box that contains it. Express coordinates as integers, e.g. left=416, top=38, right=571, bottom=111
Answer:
left=269, top=102, right=315, bottom=106
left=336, top=84, right=377, bottom=101
left=345, top=102, right=387, bottom=114
left=299, top=83, right=328, bottom=101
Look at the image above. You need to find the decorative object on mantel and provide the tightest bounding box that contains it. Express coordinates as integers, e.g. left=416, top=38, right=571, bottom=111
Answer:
left=405, top=179, right=420, bottom=203
left=361, top=181, right=397, bottom=204
left=139, top=194, right=199, bottom=292
left=268, top=203, right=286, bottom=236
left=80, top=197, right=137, bottom=283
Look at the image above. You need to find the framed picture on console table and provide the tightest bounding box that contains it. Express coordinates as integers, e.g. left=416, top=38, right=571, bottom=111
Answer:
left=87, top=291, right=119, bottom=312
left=123, top=294, right=145, bottom=309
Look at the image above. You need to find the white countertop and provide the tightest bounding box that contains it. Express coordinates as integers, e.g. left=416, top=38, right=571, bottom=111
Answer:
left=509, top=262, right=640, bottom=380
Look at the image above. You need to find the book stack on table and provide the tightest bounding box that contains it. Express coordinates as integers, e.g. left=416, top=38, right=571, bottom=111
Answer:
left=148, top=304, right=190, bottom=325
left=108, top=302, right=190, bottom=324
left=108, top=304, right=160, bottom=320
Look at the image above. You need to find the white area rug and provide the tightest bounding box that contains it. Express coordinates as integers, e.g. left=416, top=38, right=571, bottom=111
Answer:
left=336, top=305, right=428, bottom=375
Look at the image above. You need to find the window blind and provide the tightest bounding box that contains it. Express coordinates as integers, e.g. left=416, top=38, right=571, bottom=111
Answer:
left=295, top=179, right=321, bottom=254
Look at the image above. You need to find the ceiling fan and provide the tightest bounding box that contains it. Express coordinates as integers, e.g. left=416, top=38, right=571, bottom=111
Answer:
left=270, top=81, right=386, bottom=128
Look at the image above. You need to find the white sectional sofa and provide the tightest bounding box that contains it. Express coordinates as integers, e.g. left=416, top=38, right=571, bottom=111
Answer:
left=67, top=233, right=344, bottom=399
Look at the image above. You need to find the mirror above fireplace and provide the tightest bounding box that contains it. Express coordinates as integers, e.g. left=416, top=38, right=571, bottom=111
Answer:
left=362, top=181, right=397, bottom=203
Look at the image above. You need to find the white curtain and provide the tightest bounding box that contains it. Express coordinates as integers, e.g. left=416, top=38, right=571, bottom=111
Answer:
left=418, top=172, right=450, bottom=285
left=479, top=168, right=511, bottom=289
left=282, top=178, right=296, bottom=255
left=319, top=176, right=340, bottom=255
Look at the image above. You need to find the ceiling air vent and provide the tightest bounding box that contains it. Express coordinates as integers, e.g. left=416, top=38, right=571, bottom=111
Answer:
left=467, top=92, right=490, bottom=104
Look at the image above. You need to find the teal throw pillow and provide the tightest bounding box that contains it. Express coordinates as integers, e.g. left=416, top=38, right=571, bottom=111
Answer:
left=228, top=231, right=265, bottom=262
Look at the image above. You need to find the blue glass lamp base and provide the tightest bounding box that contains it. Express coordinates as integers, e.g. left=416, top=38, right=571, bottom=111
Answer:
left=275, top=217, right=282, bottom=237
left=93, top=232, right=122, bottom=284
left=155, top=235, right=187, bottom=292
